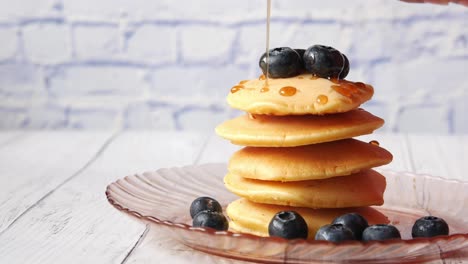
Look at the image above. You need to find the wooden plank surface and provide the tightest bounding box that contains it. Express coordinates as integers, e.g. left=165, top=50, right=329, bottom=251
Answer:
left=196, top=133, right=241, bottom=164
left=124, top=229, right=252, bottom=264
left=405, top=134, right=468, bottom=180
left=0, top=131, right=112, bottom=234
left=124, top=133, right=246, bottom=264
left=0, top=131, right=209, bottom=263
left=0, top=131, right=27, bottom=148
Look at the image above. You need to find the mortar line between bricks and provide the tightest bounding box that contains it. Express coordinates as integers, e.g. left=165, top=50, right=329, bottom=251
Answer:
left=0, top=23, right=16, bottom=27
left=0, top=130, right=120, bottom=237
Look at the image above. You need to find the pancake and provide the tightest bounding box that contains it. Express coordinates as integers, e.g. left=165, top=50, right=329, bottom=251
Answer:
left=226, top=199, right=389, bottom=239
left=224, top=169, right=386, bottom=208
left=228, top=138, right=393, bottom=181
left=215, top=109, right=384, bottom=147
left=227, top=74, right=373, bottom=115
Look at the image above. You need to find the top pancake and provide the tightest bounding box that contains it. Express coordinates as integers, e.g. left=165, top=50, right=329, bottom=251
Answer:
left=227, top=74, right=374, bottom=116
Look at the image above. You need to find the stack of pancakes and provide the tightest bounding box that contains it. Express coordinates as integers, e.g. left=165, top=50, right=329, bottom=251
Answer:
left=215, top=73, right=392, bottom=239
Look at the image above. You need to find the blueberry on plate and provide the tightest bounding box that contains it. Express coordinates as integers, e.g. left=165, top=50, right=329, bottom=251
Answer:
left=190, top=196, right=222, bottom=218
left=259, top=47, right=303, bottom=78
left=268, top=211, right=308, bottom=239
left=362, top=224, right=401, bottom=242
left=303, top=45, right=350, bottom=79
left=332, top=213, right=369, bottom=240
left=314, top=224, right=355, bottom=243
left=412, top=216, right=449, bottom=238
left=192, top=211, right=229, bottom=231
left=294, top=49, right=306, bottom=62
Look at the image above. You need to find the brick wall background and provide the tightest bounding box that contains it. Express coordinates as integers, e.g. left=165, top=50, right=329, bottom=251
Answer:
left=0, top=0, right=467, bottom=133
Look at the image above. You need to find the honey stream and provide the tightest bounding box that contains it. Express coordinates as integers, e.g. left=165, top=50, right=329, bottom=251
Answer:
left=264, top=0, right=271, bottom=88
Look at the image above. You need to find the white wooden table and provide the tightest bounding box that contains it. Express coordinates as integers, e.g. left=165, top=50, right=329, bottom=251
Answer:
left=0, top=131, right=466, bottom=264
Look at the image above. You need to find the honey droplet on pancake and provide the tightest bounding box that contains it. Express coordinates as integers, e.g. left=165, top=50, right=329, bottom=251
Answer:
left=259, top=74, right=266, bottom=80
left=310, top=75, right=319, bottom=80
left=316, top=94, right=328, bottom=105
left=239, top=80, right=249, bottom=85
left=355, top=82, right=366, bottom=89
left=279, top=86, right=297, bottom=96
left=298, top=76, right=304, bottom=79
left=260, top=87, right=269, bottom=93
left=332, top=80, right=362, bottom=98
left=369, top=140, right=380, bottom=146
left=343, top=83, right=359, bottom=93
left=231, top=85, right=244, bottom=93
left=332, top=85, right=353, bottom=97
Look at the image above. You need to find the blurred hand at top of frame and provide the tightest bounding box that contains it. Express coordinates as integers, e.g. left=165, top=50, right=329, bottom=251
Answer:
left=400, top=0, right=468, bottom=6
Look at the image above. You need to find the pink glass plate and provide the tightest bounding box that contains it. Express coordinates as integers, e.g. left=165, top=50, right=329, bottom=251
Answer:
left=106, top=163, right=468, bottom=263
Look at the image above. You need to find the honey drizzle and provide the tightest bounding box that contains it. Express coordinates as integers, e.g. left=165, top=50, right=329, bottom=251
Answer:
left=264, top=0, right=271, bottom=88
left=260, top=87, right=269, bottom=93
left=239, top=80, right=249, bottom=85
left=331, top=79, right=364, bottom=99
left=279, top=86, right=297, bottom=96
left=230, top=85, right=244, bottom=93
left=355, top=82, right=367, bottom=90
left=332, top=85, right=353, bottom=97
left=369, top=140, right=380, bottom=146
left=316, top=94, right=328, bottom=105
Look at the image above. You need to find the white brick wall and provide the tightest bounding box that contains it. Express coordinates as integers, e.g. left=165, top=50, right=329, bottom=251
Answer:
left=0, top=63, right=45, bottom=97
left=124, top=101, right=176, bottom=130
left=0, top=0, right=467, bottom=132
left=125, top=25, right=177, bottom=64
left=0, top=0, right=61, bottom=22
left=0, top=27, right=17, bottom=60
left=180, top=25, right=237, bottom=64
left=48, top=66, right=148, bottom=97
left=73, top=25, right=120, bottom=60
left=22, top=23, right=71, bottom=64
left=149, top=65, right=249, bottom=101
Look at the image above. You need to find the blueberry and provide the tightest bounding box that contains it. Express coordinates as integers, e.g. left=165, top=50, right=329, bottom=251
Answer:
left=303, top=45, right=350, bottom=79
left=192, top=211, right=229, bottom=231
left=268, top=211, right=308, bottom=239
left=190, top=196, right=222, bottom=218
left=412, top=216, right=449, bottom=238
left=332, top=213, right=369, bottom=240
left=259, top=47, right=303, bottom=78
left=294, top=49, right=306, bottom=61
left=362, top=224, right=401, bottom=242
left=314, top=224, right=355, bottom=243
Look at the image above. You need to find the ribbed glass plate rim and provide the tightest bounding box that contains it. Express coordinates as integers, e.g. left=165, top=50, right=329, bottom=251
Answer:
left=105, top=163, right=468, bottom=249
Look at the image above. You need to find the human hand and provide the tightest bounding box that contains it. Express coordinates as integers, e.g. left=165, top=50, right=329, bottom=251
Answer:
left=400, top=0, right=468, bottom=6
